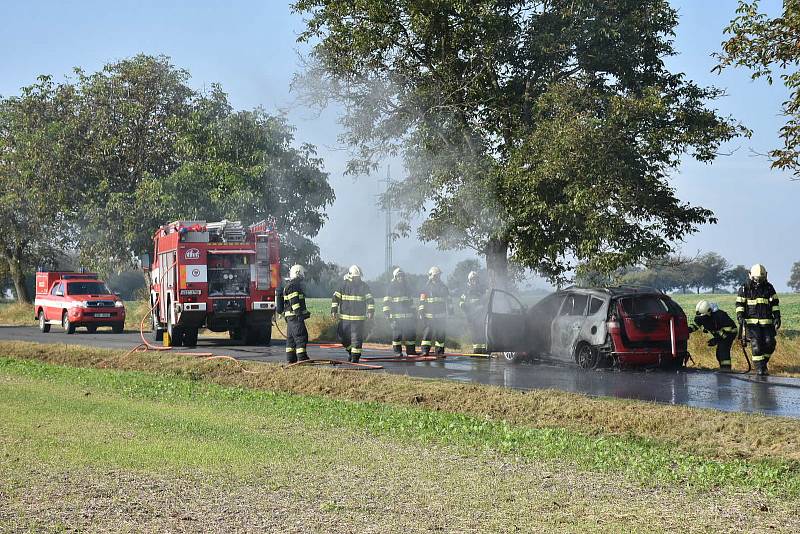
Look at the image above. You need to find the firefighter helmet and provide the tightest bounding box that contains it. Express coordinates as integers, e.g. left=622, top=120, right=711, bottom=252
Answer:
left=695, top=300, right=713, bottom=316
left=289, top=264, right=304, bottom=280
left=750, top=263, right=767, bottom=281
left=467, top=271, right=478, bottom=283
left=428, top=266, right=442, bottom=280
left=348, top=265, right=363, bottom=279
left=392, top=267, right=404, bottom=280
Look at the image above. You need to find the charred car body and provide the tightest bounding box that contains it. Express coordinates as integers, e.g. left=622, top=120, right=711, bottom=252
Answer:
left=487, top=286, right=690, bottom=369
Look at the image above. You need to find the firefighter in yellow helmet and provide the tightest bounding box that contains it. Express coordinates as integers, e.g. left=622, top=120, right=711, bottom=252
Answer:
left=459, top=271, right=488, bottom=354
left=736, top=264, right=780, bottom=376
left=689, top=300, right=738, bottom=370
left=383, top=267, right=418, bottom=356
left=276, top=264, right=310, bottom=363
left=331, top=265, right=374, bottom=362
left=419, top=266, right=450, bottom=357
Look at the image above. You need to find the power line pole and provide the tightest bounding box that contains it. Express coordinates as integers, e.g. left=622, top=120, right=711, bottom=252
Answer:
left=382, top=165, right=393, bottom=277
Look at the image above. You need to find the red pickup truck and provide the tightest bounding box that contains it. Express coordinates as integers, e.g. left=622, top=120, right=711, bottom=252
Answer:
left=33, top=272, right=126, bottom=334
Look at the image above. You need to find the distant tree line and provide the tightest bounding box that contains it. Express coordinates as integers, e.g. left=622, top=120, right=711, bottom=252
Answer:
left=0, top=54, right=333, bottom=303
left=577, top=252, right=774, bottom=294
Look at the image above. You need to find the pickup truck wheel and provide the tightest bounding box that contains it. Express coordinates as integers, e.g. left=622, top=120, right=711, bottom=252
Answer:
left=38, top=311, right=51, bottom=333
left=575, top=343, right=599, bottom=370
left=111, top=323, right=124, bottom=334
left=62, top=312, right=76, bottom=335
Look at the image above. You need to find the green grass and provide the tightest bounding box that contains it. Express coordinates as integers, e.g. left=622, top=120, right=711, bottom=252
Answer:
left=1, top=356, right=799, bottom=496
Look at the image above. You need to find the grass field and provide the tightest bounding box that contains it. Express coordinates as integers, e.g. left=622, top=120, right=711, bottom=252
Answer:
left=3, top=348, right=800, bottom=531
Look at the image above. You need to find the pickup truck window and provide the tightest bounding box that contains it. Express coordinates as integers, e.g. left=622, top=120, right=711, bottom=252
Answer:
left=51, top=283, right=63, bottom=296
left=66, top=282, right=111, bottom=295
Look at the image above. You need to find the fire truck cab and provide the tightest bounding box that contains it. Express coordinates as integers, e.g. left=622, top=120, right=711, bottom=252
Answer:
left=145, top=220, right=280, bottom=347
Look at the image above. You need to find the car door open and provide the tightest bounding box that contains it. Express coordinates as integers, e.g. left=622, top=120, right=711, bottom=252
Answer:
left=486, top=289, right=529, bottom=352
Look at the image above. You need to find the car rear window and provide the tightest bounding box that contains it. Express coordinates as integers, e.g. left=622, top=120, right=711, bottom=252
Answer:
left=588, top=296, right=604, bottom=315
left=620, top=296, right=668, bottom=315
left=560, top=293, right=589, bottom=316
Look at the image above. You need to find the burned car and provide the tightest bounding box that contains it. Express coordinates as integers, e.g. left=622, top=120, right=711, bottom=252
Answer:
left=486, top=286, right=690, bottom=369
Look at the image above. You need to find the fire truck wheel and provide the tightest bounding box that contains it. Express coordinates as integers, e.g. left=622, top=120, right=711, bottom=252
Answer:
left=38, top=311, right=51, bottom=333
left=112, top=323, right=124, bottom=334
left=62, top=312, right=76, bottom=335
left=183, top=328, right=198, bottom=347
left=168, top=325, right=184, bottom=347
left=229, top=328, right=243, bottom=341
left=263, top=323, right=272, bottom=346
left=153, top=328, right=164, bottom=342
left=86, top=325, right=97, bottom=333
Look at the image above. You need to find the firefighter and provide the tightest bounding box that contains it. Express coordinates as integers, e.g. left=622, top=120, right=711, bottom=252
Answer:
left=689, top=300, right=738, bottom=370
left=459, top=271, right=488, bottom=354
left=736, top=264, right=781, bottom=376
left=276, top=264, right=311, bottom=363
left=331, top=265, right=375, bottom=362
left=383, top=267, right=418, bottom=356
left=419, top=266, right=450, bottom=357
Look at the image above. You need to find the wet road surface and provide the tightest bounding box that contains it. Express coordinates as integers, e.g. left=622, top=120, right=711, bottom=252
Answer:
left=3, top=325, right=800, bottom=418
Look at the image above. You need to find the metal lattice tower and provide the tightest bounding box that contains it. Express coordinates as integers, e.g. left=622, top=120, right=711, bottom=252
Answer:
left=382, top=165, right=393, bottom=277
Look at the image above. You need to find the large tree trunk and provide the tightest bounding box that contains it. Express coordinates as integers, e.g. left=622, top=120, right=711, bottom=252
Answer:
left=484, top=237, right=509, bottom=289
left=5, top=252, right=30, bottom=304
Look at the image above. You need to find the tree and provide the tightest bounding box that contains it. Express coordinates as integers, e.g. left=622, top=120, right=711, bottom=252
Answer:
left=0, top=76, right=87, bottom=302
left=695, top=252, right=730, bottom=293
left=724, top=264, right=750, bottom=291
left=789, top=261, right=800, bottom=292
left=294, top=0, right=744, bottom=286
left=716, top=0, right=800, bottom=177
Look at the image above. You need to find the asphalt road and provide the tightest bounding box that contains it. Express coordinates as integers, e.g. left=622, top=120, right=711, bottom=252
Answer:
left=3, top=325, right=800, bottom=418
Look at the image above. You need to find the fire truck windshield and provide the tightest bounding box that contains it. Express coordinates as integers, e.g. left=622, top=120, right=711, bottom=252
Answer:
left=67, top=281, right=112, bottom=295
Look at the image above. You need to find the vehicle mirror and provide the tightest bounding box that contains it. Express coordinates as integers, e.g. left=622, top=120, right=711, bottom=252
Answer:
left=139, top=253, right=151, bottom=270
left=56, top=290, right=63, bottom=297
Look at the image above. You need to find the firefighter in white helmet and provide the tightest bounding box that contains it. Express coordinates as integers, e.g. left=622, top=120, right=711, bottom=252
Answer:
left=331, top=265, right=374, bottom=362
left=383, top=267, right=418, bottom=356
left=459, top=270, right=488, bottom=354
left=276, top=264, right=310, bottom=363
left=736, top=264, right=780, bottom=376
left=689, top=300, right=738, bottom=370
left=419, top=266, right=450, bottom=357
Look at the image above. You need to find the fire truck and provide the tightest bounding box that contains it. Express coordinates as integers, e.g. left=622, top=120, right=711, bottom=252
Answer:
left=143, top=220, right=280, bottom=347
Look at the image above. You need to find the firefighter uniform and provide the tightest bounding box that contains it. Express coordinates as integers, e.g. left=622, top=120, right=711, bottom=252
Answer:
left=689, top=302, right=738, bottom=369
left=460, top=276, right=487, bottom=354
left=419, top=267, right=449, bottom=356
left=277, top=266, right=310, bottom=364
left=383, top=269, right=417, bottom=355
left=736, top=267, right=780, bottom=376
left=331, top=266, right=374, bottom=362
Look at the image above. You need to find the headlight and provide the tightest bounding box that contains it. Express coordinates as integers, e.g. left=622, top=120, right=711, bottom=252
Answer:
left=78, top=301, right=89, bottom=308
left=115, top=301, right=124, bottom=308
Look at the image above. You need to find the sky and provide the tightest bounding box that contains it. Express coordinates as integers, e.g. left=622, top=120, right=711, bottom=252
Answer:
left=1, top=0, right=797, bottom=290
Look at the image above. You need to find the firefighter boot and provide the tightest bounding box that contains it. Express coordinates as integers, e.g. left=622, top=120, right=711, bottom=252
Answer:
left=719, top=364, right=732, bottom=372
left=757, top=360, right=769, bottom=377
left=406, top=345, right=418, bottom=356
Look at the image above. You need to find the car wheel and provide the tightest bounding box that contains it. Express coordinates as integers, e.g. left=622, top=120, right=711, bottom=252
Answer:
left=575, top=343, right=599, bottom=370
left=38, top=311, right=51, bottom=333
left=62, top=312, right=75, bottom=335
left=503, top=351, right=527, bottom=363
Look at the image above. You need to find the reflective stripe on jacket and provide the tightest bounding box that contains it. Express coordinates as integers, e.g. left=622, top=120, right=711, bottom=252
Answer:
left=383, top=280, right=415, bottom=319
left=332, top=278, right=375, bottom=321
left=419, top=280, right=450, bottom=319
left=736, top=280, right=780, bottom=325
left=689, top=309, right=737, bottom=339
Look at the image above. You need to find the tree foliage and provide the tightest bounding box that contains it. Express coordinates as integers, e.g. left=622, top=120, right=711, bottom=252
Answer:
left=789, top=261, right=800, bottom=292
left=0, top=55, right=334, bottom=300
left=294, top=0, right=744, bottom=285
left=716, top=0, right=800, bottom=176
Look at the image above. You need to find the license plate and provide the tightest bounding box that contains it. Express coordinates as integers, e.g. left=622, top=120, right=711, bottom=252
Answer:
left=94, top=313, right=111, bottom=318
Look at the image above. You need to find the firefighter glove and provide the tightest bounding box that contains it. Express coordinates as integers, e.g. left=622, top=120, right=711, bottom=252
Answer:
left=775, top=316, right=781, bottom=330
left=707, top=338, right=718, bottom=347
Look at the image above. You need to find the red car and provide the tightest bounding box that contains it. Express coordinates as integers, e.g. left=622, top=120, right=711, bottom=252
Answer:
left=486, top=286, right=690, bottom=369
left=34, top=272, right=126, bottom=334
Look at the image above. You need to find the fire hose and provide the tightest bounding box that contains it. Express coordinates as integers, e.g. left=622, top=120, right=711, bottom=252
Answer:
left=737, top=322, right=753, bottom=374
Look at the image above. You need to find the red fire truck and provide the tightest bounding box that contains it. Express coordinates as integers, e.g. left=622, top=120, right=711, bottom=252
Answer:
left=34, top=271, right=126, bottom=334
left=143, top=220, right=280, bottom=347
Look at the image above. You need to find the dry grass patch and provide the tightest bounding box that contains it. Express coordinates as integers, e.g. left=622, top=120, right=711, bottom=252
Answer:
left=3, top=340, right=800, bottom=465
